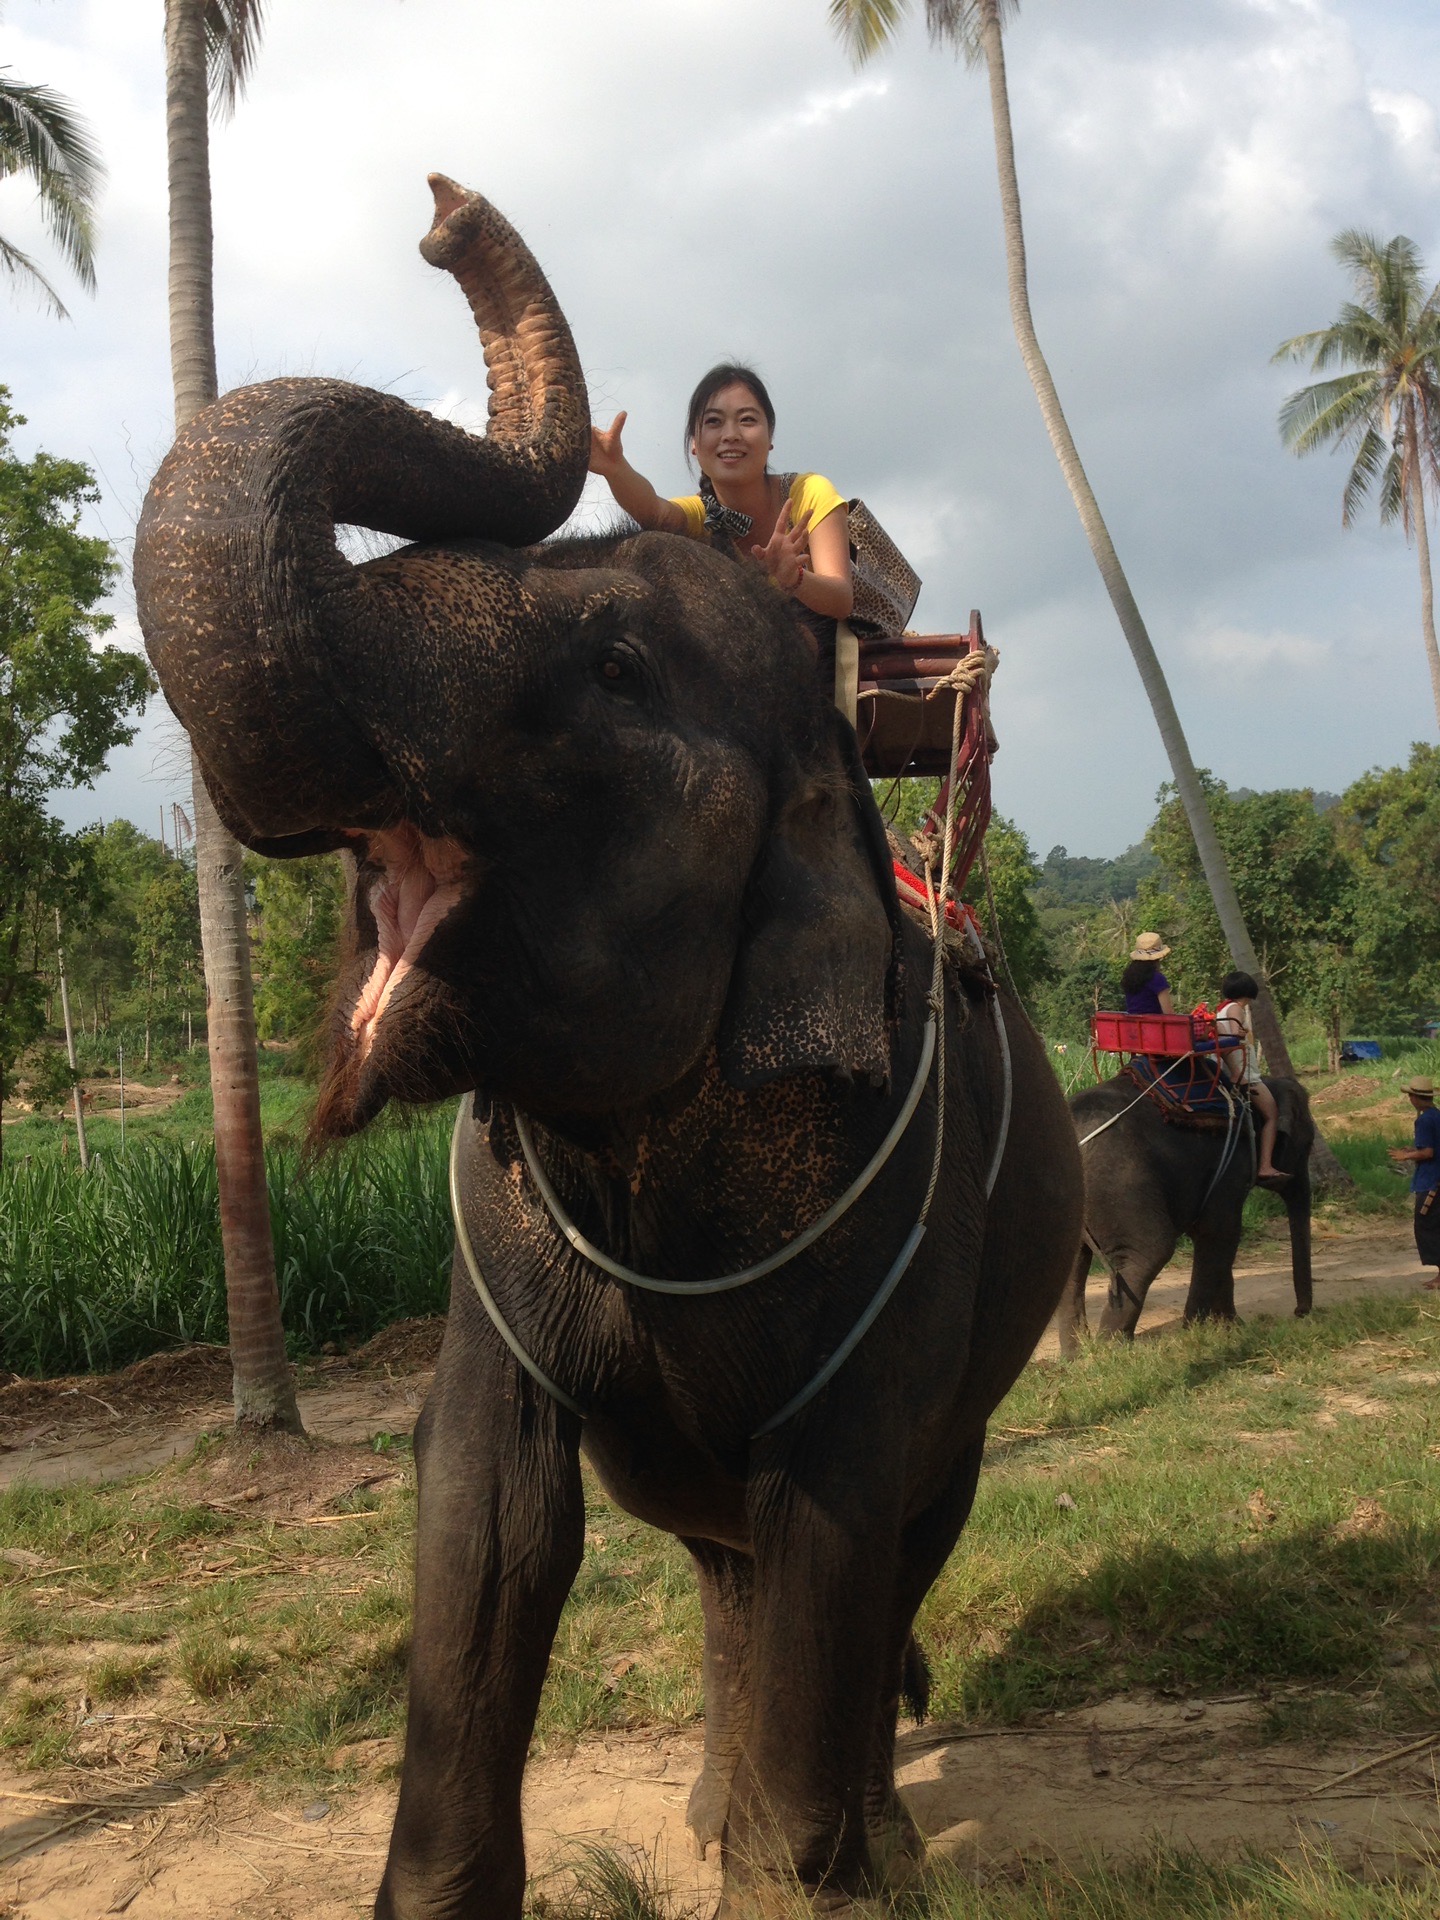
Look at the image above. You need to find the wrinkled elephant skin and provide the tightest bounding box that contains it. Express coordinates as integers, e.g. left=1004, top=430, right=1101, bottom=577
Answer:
left=133, top=179, right=1085, bottom=1920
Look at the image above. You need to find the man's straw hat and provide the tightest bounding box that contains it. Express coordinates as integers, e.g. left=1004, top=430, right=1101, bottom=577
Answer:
left=1129, top=932, right=1171, bottom=962
left=1404, top=1076, right=1435, bottom=1099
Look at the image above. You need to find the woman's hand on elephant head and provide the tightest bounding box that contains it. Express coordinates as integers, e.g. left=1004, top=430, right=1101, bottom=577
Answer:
left=589, top=412, right=629, bottom=478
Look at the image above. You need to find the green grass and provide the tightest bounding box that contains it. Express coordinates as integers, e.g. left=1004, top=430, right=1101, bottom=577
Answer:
left=3, top=1296, right=1438, bottom=1795
left=529, top=1840, right=1440, bottom=1920
left=919, top=1295, right=1440, bottom=1728
left=0, top=1104, right=457, bottom=1374
left=909, top=1848, right=1440, bottom=1919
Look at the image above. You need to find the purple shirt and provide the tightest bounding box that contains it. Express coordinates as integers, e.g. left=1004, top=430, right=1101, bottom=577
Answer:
left=1124, top=968, right=1169, bottom=1016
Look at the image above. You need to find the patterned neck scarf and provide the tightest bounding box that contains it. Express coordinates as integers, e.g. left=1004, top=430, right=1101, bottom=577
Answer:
left=698, top=473, right=754, bottom=543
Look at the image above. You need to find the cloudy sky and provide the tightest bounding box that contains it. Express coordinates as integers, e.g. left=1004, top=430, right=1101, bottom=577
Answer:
left=6, top=0, right=1440, bottom=857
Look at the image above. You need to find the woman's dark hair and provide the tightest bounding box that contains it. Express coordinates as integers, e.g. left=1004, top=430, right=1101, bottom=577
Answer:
left=684, top=363, right=775, bottom=458
left=1220, top=970, right=1259, bottom=1001
left=1121, top=958, right=1161, bottom=996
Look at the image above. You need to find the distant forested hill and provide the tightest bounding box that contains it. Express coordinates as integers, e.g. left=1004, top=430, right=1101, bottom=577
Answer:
left=1033, top=841, right=1157, bottom=911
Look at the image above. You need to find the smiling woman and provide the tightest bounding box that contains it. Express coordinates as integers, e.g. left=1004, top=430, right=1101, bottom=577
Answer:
left=588, top=361, right=853, bottom=670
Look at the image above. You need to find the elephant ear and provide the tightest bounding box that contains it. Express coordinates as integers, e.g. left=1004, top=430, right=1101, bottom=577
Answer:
left=718, top=723, right=901, bottom=1090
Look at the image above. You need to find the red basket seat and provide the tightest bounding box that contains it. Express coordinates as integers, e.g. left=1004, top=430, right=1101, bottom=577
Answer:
left=1092, top=1012, right=1195, bottom=1058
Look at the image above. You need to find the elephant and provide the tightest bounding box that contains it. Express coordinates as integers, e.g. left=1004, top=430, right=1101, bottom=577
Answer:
left=1055, top=1067, right=1314, bottom=1357
left=134, top=177, right=1084, bottom=1920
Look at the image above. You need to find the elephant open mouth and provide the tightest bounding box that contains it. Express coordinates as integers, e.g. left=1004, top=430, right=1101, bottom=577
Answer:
left=347, top=825, right=470, bottom=1067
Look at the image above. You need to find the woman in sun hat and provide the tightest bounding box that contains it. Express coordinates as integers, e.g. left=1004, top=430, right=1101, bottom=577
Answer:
left=1389, top=1076, right=1440, bottom=1288
left=1121, top=933, right=1175, bottom=1016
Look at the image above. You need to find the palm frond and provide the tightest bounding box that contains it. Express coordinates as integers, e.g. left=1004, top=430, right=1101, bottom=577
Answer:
left=1278, top=372, right=1382, bottom=456
left=1272, top=327, right=1332, bottom=366
left=1376, top=442, right=1406, bottom=529
left=829, top=0, right=911, bottom=64
left=204, top=0, right=267, bottom=119
left=0, top=228, right=68, bottom=317
left=925, top=0, right=1019, bottom=68
left=0, top=75, right=102, bottom=287
left=1273, top=312, right=1399, bottom=374
left=1341, top=425, right=1389, bottom=526
left=1333, top=227, right=1423, bottom=295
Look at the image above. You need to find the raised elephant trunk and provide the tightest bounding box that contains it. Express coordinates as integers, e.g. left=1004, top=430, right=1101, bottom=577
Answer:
left=134, top=179, right=590, bottom=851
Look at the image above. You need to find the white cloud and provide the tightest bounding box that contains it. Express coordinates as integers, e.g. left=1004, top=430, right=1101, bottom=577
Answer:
left=788, top=78, right=889, bottom=132
left=10, top=0, right=1438, bottom=855
left=1369, top=86, right=1440, bottom=176
left=1190, top=624, right=1333, bottom=675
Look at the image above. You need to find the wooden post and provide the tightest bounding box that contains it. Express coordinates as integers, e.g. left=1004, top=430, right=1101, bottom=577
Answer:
left=54, top=910, right=89, bottom=1171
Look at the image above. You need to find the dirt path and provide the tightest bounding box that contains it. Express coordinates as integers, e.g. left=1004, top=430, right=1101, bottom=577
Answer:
left=1032, top=1217, right=1425, bottom=1361
left=4, top=1697, right=1439, bottom=1916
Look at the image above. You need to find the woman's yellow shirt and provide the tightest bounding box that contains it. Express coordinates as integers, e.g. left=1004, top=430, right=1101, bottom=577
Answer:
left=669, top=472, right=846, bottom=542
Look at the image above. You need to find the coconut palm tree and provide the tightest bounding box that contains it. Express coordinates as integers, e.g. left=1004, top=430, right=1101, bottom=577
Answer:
left=0, top=45, right=103, bottom=316
left=165, top=0, right=301, bottom=1431
left=829, top=0, right=1352, bottom=1186
left=1275, top=231, right=1440, bottom=732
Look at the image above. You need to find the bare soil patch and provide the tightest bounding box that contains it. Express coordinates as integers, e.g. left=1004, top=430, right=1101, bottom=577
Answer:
left=3, top=1699, right=1438, bottom=1916
left=1036, top=1219, right=1426, bottom=1359
left=0, top=1340, right=433, bottom=1494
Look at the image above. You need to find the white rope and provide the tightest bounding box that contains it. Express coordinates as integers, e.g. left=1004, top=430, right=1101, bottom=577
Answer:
left=512, top=1019, right=936, bottom=1296
left=1075, top=1059, right=1195, bottom=1149
left=450, top=1104, right=586, bottom=1419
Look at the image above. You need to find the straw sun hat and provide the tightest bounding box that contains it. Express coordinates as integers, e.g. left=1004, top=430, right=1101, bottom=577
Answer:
left=1129, top=933, right=1171, bottom=962
left=1404, top=1076, right=1435, bottom=1098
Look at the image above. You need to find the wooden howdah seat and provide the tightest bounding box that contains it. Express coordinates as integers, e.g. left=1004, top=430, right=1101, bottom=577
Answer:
left=835, top=610, right=994, bottom=908
left=839, top=610, right=988, bottom=780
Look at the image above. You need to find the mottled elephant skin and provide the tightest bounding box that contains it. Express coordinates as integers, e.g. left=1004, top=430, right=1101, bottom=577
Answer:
left=133, top=179, right=1084, bottom=1920
left=1057, top=1073, right=1314, bottom=1355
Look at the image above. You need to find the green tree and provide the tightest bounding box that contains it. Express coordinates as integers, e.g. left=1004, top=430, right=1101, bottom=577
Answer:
left=134, top=860, right=201, bottom=1060
left=0, top=20, right=103, bottom=316
left=0, top=391, right=150, bottom=1151
left=251, top=854, right=345, bottom=1064
left=828, top=0, right=1345, bottom=1180
left=973, top=812, right=1050, bottom=1005
left=1034, top=957, right=1123, bottom=1044
left=1275, top=233, right=1440, bottom=730
left=163, top=0, right=301, bottom=1433
left=66, top=820, right=172, bottom=1027
left=1335, top=743, right=1440, bottom=1021
left=1138, top=779, right=1352, bottom=1019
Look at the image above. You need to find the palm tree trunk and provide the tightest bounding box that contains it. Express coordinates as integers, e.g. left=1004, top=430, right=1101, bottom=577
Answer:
left=1406, top=409, right=1440, bottom=731
left=975, top=0, right=1350, bottom=1189
left=165, top=0, right=301, bottom=1430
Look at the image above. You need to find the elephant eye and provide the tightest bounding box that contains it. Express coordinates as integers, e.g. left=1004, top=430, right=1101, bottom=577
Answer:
left=595, top=642, right=643, bottom=691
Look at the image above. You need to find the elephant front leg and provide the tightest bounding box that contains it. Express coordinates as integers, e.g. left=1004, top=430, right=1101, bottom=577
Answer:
left=376, top=1305, right=584, bottom=1920
left=1183, top=1206, right=1244, bottom=1325
left=682, top=1538, right=754, bottom=1861
left=1094, top=1227, right=1175, bottom=1339
left=719, top=1478, right=901, bottom=1913
left=864, top=1439, right=986, bottom=1889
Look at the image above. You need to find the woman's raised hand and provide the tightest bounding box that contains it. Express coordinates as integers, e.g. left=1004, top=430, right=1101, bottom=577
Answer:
left=589, top=412, right=628, bottom=477
left=755, top=499, right=811, bottom=594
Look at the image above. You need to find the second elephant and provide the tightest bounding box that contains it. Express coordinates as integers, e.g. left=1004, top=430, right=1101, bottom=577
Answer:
left=1056, top=1072, right=1314, bottom=1356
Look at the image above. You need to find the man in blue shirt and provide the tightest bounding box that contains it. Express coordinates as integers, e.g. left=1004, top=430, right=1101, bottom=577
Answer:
left=1390, top=1076, right=1440, bottom=1289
